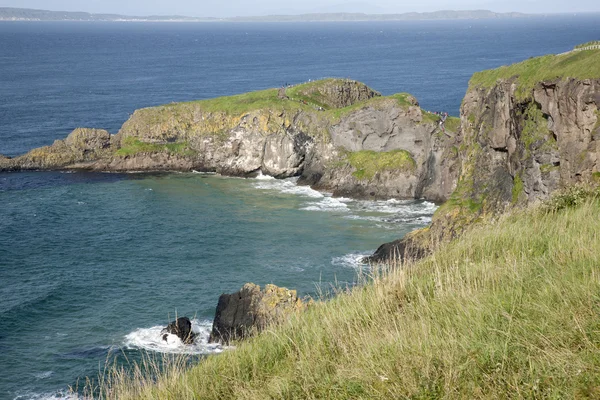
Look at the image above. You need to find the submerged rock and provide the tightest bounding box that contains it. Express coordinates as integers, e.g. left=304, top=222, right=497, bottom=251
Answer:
left=209, top=283, right=306, bottom=345
left=161, top=316, right=196, bottom=344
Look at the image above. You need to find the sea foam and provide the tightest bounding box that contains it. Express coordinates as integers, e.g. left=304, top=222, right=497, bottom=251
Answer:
left=124, top=319, right=223, bottom=355
left=331, top=252, right=371, bottom=269
left=254, top=174, right=324, bottom=198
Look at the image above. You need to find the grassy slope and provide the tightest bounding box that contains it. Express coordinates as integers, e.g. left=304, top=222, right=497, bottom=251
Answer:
left=469, top=48, right=600, bottom=98
left=100, top=195, right=600, bottom=399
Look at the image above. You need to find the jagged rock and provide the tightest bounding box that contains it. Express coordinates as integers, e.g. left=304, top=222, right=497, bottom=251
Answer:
left=458, top=77, right=600, bottom=211
left=161, top=317, right=196, bottom=344
left=0, top=154, right=11, bottom=170
left=2, top=127, right=114, bottom=171
left=209, top=283, right=306, bottom=345
left=293, top=79, right=381, bottom=108
left=65, top=128, right=111, bottom=151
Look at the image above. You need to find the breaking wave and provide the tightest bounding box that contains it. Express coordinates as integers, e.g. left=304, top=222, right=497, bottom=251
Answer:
left=124, top=319, right=223, bottom=355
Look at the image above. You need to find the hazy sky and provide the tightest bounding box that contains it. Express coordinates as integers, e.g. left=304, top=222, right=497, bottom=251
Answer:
left=0, top=0, right=597, bottom=17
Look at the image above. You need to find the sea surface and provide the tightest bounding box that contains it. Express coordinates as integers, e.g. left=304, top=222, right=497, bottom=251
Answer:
left=0, top=16, right=599, bottom=399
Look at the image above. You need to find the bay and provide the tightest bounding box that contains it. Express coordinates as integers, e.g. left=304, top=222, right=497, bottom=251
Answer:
left=0, top=15, right=599, bottom=399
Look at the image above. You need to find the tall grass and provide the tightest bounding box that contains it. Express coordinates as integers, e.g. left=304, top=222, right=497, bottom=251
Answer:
left=95, top=198, right=600, bottom=399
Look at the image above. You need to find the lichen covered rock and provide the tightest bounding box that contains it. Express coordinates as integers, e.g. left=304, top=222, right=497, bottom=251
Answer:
left=209, top=283, right=306, bottom=345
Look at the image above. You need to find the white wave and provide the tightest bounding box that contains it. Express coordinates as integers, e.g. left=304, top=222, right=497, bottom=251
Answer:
left=254, top=171, right=276, bottom=180
left=33, top=371, right=54, bottom=380
left=331, top=252, right=371, bottom=269
left=13, top=391, right=78, bottom=400
left=302, top=196, right=350, bottom=212
left=254, top=176, right=324, bottom=199
left=352, top=199, right=437, bottom=214
left=191, top=170, right=216, bottom=175
left=344, top=214, right=433, bottom=225
left=124, top=319, right=224, bottom=355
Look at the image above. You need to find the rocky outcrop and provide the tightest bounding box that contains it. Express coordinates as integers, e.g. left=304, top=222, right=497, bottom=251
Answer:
left=162, top=316, right=196, bottom=344
left=1, top=79, right=458, bottom=202
left=0, top=128, right=113, bottom=171
left=457, top=78, right=599, bottom=213
left=291, top=79, right=381, bottom=108
left=304, top=97, right=459, bottom=200
left=369, top=49, right=600, bottom=263
left=209, top=283, right=306, bottom=345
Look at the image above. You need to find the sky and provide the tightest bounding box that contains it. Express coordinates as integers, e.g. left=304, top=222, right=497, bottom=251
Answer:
left=0, top=0, right=598, bottom=17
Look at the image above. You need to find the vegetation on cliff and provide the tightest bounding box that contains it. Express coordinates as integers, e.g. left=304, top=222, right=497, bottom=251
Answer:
left=115, top=138, right=195, bottom=157
left=468, top=46, right=600, bottom=98
left=118, top=79, right=436, bottom=143
left=344, top=149, right=416, bottom=179
left=96, top=190, right=600, bottom=399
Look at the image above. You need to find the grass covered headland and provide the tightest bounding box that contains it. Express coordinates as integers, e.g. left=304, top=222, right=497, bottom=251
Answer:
left=468, top=47, right=600, bottom=98
left=95, top=187, right=600, bottom=399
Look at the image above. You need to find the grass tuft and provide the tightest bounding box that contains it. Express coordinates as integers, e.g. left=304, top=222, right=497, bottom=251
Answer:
left=345, top=149, right=416, bottom=179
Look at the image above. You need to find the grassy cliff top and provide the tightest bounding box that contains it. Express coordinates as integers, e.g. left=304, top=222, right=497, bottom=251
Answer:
left=468, top=45, right=600, bottom=97
left=98, top=190, right=600, bottom=399
left=172, top=78, right=380, bottom=114
left=129, top=79, right=432, bottom=126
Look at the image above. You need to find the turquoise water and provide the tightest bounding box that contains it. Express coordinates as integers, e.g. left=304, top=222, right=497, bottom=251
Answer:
left=0, top=171, right=434, bottom=399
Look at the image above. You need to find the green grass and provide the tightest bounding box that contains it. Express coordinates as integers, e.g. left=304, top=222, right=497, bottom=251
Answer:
left=116, top=137, right=195, bottom=157
left=345, top=149, right=416, bottom=180
left=445, top=116, right=461, bottom=132
left=469, top=49, right=600, bottom=99
left=512, top=174, right=524, bottom=204
left=180, top=88, right=310, bottom=115
left=94, top=193, right=600, bottom=399
left=181, top=79, right=374, bottom=116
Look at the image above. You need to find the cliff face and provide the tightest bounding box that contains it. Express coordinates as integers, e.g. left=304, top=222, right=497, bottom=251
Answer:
left=457, top=78, right=600, bottom=213
left=370, top=49, right=600, bottom=262
left=0, top=79, right=458, bottom=202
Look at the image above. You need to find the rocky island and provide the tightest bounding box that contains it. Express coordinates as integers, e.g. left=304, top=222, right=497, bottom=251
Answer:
left=0, top=78, right=460, bottom=202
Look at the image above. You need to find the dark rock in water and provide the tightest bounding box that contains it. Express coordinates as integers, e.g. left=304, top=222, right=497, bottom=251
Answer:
left=209, top=283, right=306, bottom=345
left=364, top=228, right=432, bottom=265
left=162, top=316, right=196, bottom=344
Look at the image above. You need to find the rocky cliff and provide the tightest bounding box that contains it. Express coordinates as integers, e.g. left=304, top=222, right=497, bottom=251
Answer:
left=0, top=79, right=459, bottom=202
left=370, top=47, right=600, bottom=262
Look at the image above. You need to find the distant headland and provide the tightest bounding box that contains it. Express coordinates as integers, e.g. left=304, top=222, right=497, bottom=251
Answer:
left=0, top=7, right=531, bottom=22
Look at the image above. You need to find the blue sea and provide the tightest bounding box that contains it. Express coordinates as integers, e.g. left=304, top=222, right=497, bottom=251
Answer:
left=0, top=16, right=599, bottom=399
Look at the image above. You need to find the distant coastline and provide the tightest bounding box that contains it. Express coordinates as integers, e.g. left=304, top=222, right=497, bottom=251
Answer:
left=0, top=7, right=535, bottom=22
